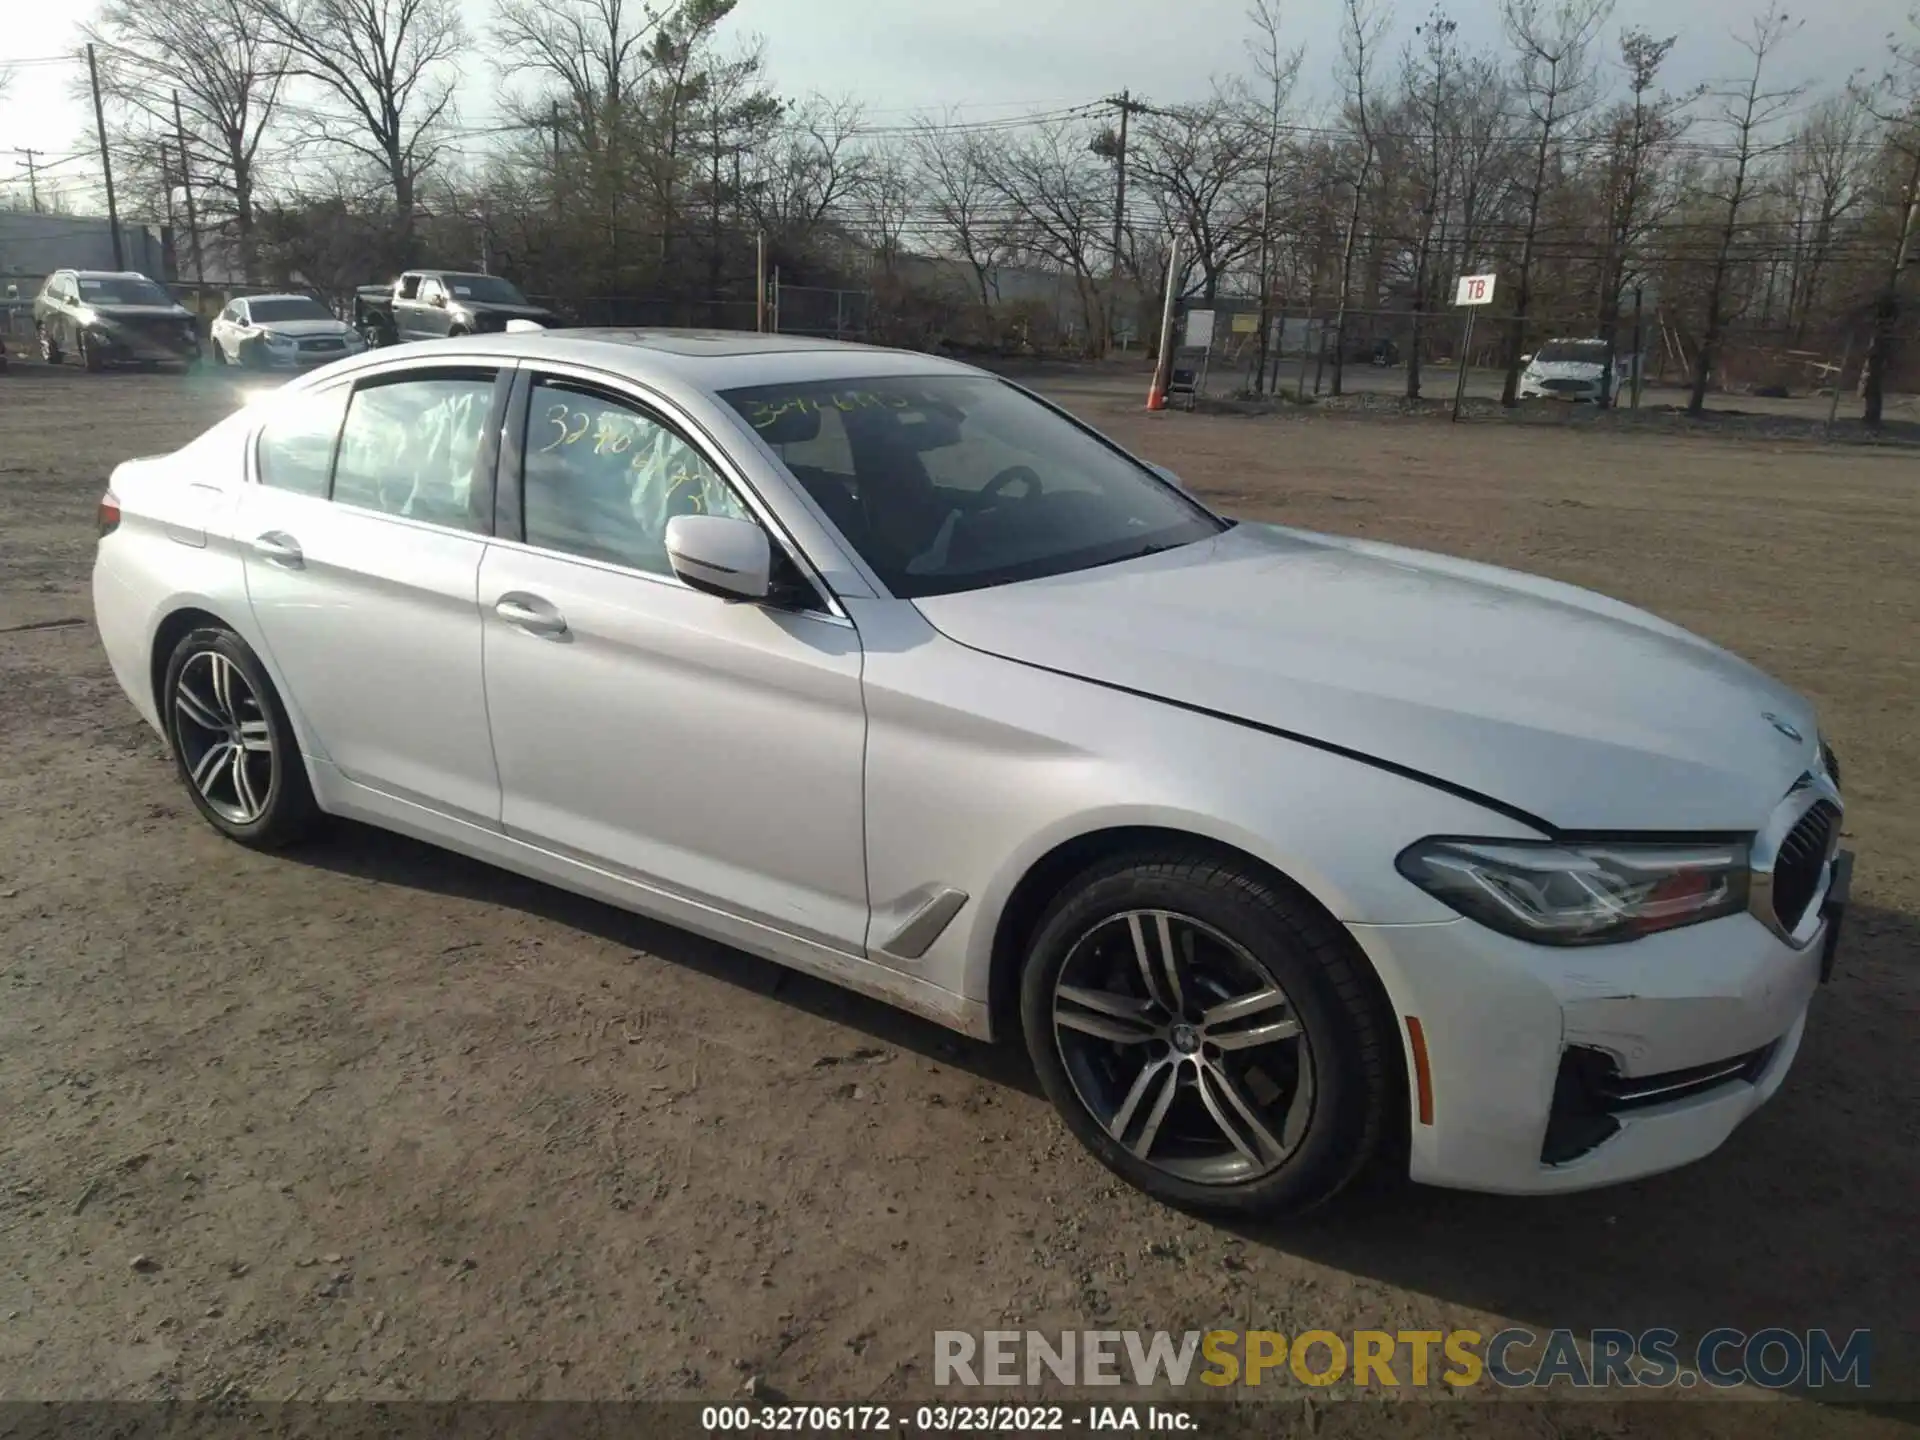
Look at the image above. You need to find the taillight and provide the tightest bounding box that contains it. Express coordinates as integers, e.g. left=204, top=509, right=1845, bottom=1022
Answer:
left=98, top=491, right=121, bottom=538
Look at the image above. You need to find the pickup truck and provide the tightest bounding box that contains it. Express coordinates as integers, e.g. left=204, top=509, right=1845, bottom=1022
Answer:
left=353, top=270, right=561, bottom=346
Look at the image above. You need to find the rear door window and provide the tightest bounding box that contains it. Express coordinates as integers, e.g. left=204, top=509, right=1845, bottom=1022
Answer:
left=331, top=372, right=497, bottom=532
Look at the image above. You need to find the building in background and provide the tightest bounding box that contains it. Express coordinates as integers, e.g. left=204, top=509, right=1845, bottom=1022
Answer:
left=0, top=212, right=168, bottom=292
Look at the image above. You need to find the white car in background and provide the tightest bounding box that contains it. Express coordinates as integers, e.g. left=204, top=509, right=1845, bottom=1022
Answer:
left=1518, top=337, right=1633, bottom=404
left=88, top=330, right=1852, bottom=1216
left=211, top=293, right=366, bottom=369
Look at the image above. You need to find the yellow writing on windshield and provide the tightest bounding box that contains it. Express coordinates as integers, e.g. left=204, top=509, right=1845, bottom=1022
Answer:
left=744, top=391, right=910, bottom=429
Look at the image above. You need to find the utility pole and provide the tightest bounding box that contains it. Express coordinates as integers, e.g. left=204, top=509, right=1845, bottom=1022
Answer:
left=1863, top=170, right=1919, bottom=428
left=172, top=91, right=203, bottom=286
left=1107, top=91, right=1134, bottom=278
left=1103, top=91, right=1149, bottom=353
left=159, top=142, right=177, bottom=234
left=86, top=43, right=124, bottom=270
left=20, top=150, right=42, bottom=213
left=755, top=231, right=766, bottom=332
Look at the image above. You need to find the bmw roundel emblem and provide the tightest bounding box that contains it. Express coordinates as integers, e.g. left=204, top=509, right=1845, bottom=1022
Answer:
left=1763, top=712, right=1804, bottom=743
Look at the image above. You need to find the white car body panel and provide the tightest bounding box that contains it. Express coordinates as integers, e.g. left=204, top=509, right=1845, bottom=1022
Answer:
left=237, top=484, right=501, bottom=828
left=478, top=539, right=871, bottom=953
left=912, top=521, right=1817, bottom=832
left=89, top=330, right=1845, bottom=1198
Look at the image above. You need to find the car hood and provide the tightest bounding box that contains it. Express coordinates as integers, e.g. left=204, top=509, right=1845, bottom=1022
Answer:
left=254, top=318, right=353, bottom=338
left=458, top=301, right=557, bottom=321
left=912, top=523, right=1818, bottom=832
left=1525, top=361, right=1606, bottom=381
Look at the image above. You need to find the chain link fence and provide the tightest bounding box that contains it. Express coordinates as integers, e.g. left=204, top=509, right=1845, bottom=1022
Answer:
left=1166, top=300, right=1910, bottom=422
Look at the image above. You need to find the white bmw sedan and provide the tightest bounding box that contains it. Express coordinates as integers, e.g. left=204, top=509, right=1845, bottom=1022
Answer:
left=91, top=331, right=1852, bottom=1215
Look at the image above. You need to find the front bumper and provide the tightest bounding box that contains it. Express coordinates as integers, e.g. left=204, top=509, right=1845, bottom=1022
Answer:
left=1349, top=881, right=1842, bottom=1194
left=1518, top=384, right=1602, bottom=402
left=92, top=327, right=201, bottom=364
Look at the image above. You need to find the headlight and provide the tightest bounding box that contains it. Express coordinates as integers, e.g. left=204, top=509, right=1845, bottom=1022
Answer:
left=74, top=306, right=100, bottom=327
left=262, top=331, right=295, bottom=348
left=1396, top=837, right=1750, bottom=945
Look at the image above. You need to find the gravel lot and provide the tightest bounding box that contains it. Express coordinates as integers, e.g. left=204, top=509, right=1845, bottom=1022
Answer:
left=0, top=363, right=1914, bottom=1436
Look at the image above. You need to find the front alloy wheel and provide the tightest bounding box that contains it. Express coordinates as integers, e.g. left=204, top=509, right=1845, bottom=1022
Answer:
left=1021, top=852, right=1395, bottom=1217
left=162, top=627, right=317, bottom=848
left=1053, top=911, right=1315, bottom=1184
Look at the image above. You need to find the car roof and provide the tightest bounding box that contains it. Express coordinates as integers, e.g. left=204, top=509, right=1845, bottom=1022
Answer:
left=315, top=328, right=984, bottom=391
left=240, top=293, right=321, bottom=303
left=70, top=270, right=156, bottom=280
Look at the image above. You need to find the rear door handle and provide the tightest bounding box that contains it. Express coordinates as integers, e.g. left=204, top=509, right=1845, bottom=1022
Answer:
left=495, top=593, right=568, bottom=638
left=252, top=531, right=304, bottom=568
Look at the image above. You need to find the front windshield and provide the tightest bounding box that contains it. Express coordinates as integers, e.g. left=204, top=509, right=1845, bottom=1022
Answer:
left=75, top=275, right=172, bottom=306
left=1534, top=340, right=1608, bottom=365
left=721, top=374, right=1227, bottom=598
left=249, top=297, right=332, bottom=323
left=441, top=274, right=528, bottom=305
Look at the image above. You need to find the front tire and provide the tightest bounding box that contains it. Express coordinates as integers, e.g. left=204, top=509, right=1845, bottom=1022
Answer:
left=1020, top=851, right=1395, bottom=1217
left=39, top=325, right=63, bottom=366
left=162, top=627, right=318, bottom=850
left=78, top=329, right=104, bottom=372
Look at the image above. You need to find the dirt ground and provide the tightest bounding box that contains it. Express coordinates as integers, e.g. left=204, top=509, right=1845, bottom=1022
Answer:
left=0, top=363, right=1915, bottom=1436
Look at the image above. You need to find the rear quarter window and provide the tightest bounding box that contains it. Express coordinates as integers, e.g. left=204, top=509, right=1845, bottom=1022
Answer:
left=255, top=388, right=348, bottom=497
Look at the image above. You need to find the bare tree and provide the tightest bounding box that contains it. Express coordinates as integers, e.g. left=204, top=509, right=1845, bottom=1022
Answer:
left=639, top=0, right=741, bottom=282
left=744, top=97, right=869, bottom=255
left=978, top=119, right=1114, bottom=353
left=855, top=139, right=918, bottom=277
left=910, top=118, right=1016, bottom=320
left=251, top=0, right=467, bottom=255
left=1594, top=29, right=1695, bottom=402
left=1688, top=5, right=1803, bottom=415
left=1499, top=0, right=1614, bottom=405
left=1329, top=0, right=1390, bottom=396
left=1244, top=0, right=1304, bottom=390
left=1402, top=6, right=1459, bottom=398
left=1782, top=93, right=1871, bottom=340
left=1857, top=14, right=1920, bottom=427
left=1130, top=93, right=1262, bottom=306
left=89, top=0, right=288, bottom=282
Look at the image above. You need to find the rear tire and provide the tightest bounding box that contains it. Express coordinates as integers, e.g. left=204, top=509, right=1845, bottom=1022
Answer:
left=1019, top=849, right=1395, bottom=1217
left=162, top=627, right=319, bottom=850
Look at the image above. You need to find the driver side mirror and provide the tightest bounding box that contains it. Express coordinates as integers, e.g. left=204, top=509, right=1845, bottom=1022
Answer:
left=430, top=292, right=448, bottom=308
left=666, top=515, right=771, bottom=602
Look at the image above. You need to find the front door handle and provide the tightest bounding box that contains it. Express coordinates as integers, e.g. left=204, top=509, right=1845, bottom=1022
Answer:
left=253, top=531, right=304, bottom=568
left=495, top=593, right=568, bottom=637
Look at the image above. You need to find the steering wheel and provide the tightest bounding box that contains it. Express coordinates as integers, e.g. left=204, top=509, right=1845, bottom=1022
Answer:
left=981, top=464, right=1045, bottom=502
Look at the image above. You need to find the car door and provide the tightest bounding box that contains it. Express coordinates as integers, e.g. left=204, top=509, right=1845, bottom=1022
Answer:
left=45, top=275, right=74, bottom=350
left=236, top=361, right=510, bottom=827
left=219, top=301, right=245, bottom=361
left=391, top=274, right=427, bottom=341
left=478, top=367, right=870, bottom=953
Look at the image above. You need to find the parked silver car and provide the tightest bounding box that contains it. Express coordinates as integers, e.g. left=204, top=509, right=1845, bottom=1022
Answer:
left=91, top=331, right=1851, bottom=1215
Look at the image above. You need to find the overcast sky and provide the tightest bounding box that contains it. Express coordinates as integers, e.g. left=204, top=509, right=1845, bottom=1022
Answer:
left=3, top=0, right=1910, bottom=206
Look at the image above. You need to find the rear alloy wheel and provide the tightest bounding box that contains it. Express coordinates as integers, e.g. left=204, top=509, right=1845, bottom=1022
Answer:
left=1021, top=853, right=1394, bottom=1216
left=163, top=627, right=317, bottom=849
